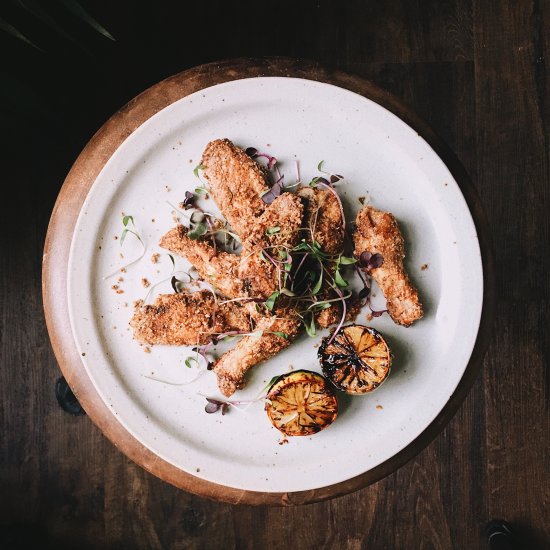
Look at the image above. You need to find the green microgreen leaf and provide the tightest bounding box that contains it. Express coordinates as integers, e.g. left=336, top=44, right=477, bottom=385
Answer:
left=308, top=176, right=321, bottom=188
left=271, top=331, right=288, bottom=339
left=57, top=0, right=116, bottom=40
left=280, top=288, right=295, bottom=297
left=194, top=187, right=208, bottom=196
left=193, top=164, right=205, bottom=178
left=122, top=215, right=133, bottom=227
left=250, top=330, right=264, bottom=339
left=334, top=269, right=349, bottom=288
left=312, top=270, right=323, bottom=295
left=304, top=315, right=317, bottom=337
left=263, top=375, right=282, bottom=393
left=317, top=160, right=325, bottom=172
left=188, top=222, right=207, bottom=240
left=338, top=255, right=357, bottom=265
left=264, top=291, right=280, bottom=311
left=184, top=356, right=199, bottom=369
left=266, top=226, right=280, bottom=235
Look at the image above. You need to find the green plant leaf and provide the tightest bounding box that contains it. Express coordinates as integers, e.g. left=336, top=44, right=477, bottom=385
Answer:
left=188, top=222, right=207, bottom=240
left=312, top=270, right=323, bottom=295
left=317, top=160, right=325, bottom=172
left=0, top=17, right=41, bottom=50
left=334, top=269, right=349, bottom=288
left=264, top=291, right=280, bottom=311
left=194, top=187, right=208, bottom=196
left=304, top=315, right=317, bottom=337
left=266, top=226, right=280, bottom=235
left=122, top=215, right=133, bottom=227
left=184, top=356, right=199, bottom=369
left=338, top=255, right=357, bottom=265
left=271, top=331, right=288, bottom=339
left=56, top=0, right=115, bottom=40
left=193, top=164, right=205, bottom=178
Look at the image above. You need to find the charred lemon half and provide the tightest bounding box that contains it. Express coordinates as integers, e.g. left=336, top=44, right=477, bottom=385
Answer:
left=318, top=325, right=391, bottom=394
left=265, top=370, right=338, bottom=436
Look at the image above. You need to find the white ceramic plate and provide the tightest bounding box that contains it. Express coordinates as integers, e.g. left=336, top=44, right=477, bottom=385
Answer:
left=67, top=77, right=483, bottom=493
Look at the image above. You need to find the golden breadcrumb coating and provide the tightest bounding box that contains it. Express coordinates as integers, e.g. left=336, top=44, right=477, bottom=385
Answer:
left=353, top=205, right=423, bottom=327
left=298, top=186, right=344, bottom=255
left=201, top=139, right=269, bottom=235
left=159, top=225, right=244, bottom=299
left=130, top=291, right=252, bottom=346
left=212, top=314, right=301, bottom=397
left=298, top=187, right=345, bottom=326
left=238, top=193, right=304, bottom=299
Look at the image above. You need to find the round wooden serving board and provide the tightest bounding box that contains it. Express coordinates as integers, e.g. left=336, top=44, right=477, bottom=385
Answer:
left=42, top=58, right=495, bottom=505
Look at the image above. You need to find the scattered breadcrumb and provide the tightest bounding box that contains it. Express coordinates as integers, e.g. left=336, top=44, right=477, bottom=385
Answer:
left=111, top=285, right=118, bottom=290
left=123, top=302, right=128, bottom=308
left=358, top=196, right=366, bottom=204
left=421, top=263, right=429, bottom=270
left=151, top=253, right=160, bottom=264
left=114, top=235, right=118, bottom=240
left=376, top=405, right=383, bottom=410
left=151, top=218, right=156, bottom=223
left=165, top=185, right=171, bottom=192
left=116, top=290, right=124, bottom=294
left=141, top=278, right=150, bottom=288
left=120, top=267, right=126, bottom=273
left=143, top=346, right=151, bottom=354
left=366, top=313, right=374, bottom=321
left=278, top=437, right=289, bottom=445
left=119, top=253, right=124, bottom=259
left=117, top=276, right=124, bottom=282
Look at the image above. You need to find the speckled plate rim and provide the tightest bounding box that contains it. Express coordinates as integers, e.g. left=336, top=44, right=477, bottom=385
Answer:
left=42, top=58, right=495, bottom=505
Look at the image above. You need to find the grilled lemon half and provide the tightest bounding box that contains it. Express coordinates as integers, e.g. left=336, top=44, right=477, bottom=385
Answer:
left=318, top=325, right=391, bottom=394
left=265, top=370, right=338, bottom=436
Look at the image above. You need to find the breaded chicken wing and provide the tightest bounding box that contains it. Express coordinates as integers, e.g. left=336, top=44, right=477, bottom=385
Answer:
left=159, top=225, right=245, bottom=299
left=212, top=314, right=301, bottom=396
left=353, top=205, right=423, bottom=327
left=130, top=291, right=252, bottom=346
left=201, top=139, right=269, bottom=235
left=239, top=192, right=304, bottom=299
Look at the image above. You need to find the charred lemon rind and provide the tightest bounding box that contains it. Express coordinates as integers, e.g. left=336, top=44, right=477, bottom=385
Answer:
left=265, top=370, right=338, bottom=436
left=318, top=325, right=391, bottom=395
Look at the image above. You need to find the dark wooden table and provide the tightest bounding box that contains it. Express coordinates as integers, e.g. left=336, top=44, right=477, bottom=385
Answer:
left=1, top=1, right=548, bottom=548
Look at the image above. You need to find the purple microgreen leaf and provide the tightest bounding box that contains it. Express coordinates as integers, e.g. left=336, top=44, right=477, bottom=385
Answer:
left=221, top=403, right=230, bottom=415
left=359, top=251, right=373, bottom=267
left=368, top=253, right=384, bottom=269
left=261, top=178, right=284, bottom=204
left=205, top=402, right=221, bottom=414
left=245, top=147, right=258, bottom=157
left=171, top=275, right=186, bottom=293
left=181, top=191, right=195, bottom=208
left=330, top=174, right=341, bottom=184
left=358, top=286, right=371, bottom=300
left=370, top=308, right=387, bottom=318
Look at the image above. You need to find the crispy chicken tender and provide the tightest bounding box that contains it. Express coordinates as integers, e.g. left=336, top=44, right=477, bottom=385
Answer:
left=298, top=187, right=345, bottom=328
left=159, top=225, right=244, bottom=299
left=239, top=193, right=304, bottom=299
left=213, top=314, right=301, bottom=397
left=353, top=205, right=423, bottom=327
left=130, top=291, right=252, bottom=346
left=298, top=187, right=344, bottom=255
left=201, top=139, right=269, bottom=235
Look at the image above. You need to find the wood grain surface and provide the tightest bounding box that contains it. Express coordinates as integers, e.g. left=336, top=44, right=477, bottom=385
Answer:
left=1, top=1, right=548, bottom=548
